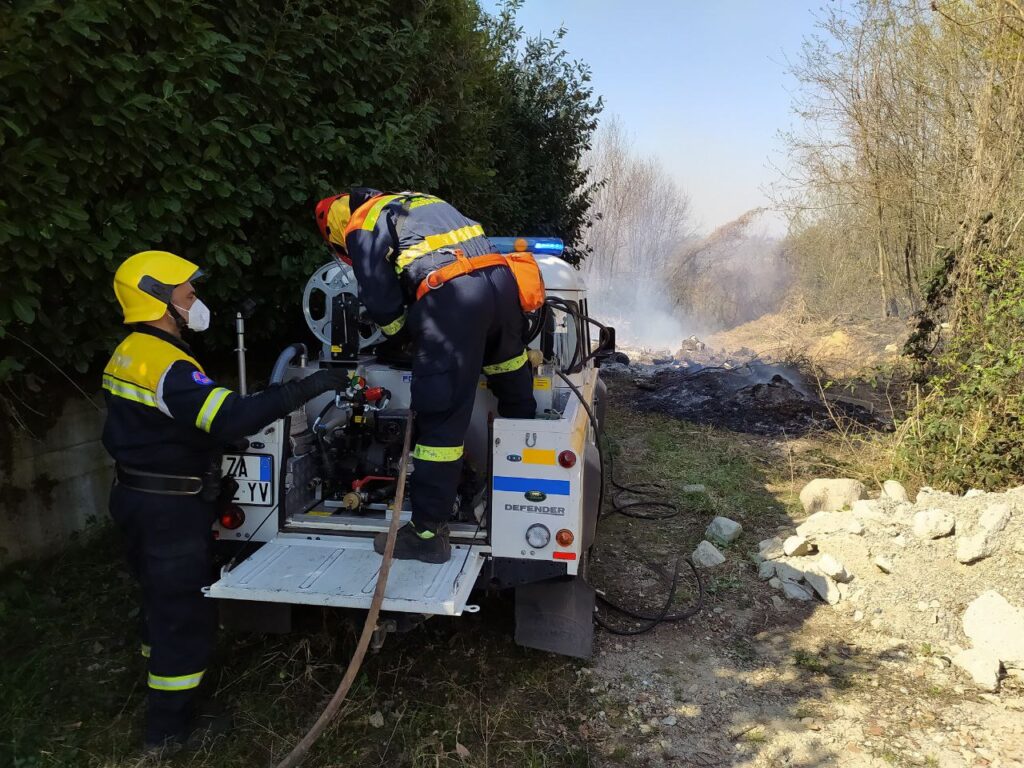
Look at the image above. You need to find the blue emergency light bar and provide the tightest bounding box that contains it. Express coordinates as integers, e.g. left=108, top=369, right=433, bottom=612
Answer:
left=490, top=236, right=565, bottom=256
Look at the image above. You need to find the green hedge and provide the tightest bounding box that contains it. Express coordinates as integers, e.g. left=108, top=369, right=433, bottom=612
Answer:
left=0, top=0, right=600, bottom=429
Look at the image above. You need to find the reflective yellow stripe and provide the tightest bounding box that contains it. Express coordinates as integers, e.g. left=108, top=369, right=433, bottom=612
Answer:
left=408, top=196, right=442, bottom=210
left=381, top=313, right=406, bottom=336
left=102, top=374, right=158, bottom=407
left=140, top=643, right=151, bottom=659
left=412, top=444, right=464, bottom=462
left=395, top=224, right=487, bottom=271
left=195, top=387, right=231, bottom=432
left=148, top=670, right=205, bottom=691
left=359, top=194, right=402, bottom=232
left=482, top=350, right=528, bottom=376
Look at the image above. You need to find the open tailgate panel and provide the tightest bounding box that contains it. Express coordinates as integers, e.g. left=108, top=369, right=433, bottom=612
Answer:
left=206, top=537, right=485, bottom=616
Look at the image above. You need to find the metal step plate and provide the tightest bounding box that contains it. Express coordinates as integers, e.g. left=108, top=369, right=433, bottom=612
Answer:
left=206, top=536, right=487, bottom=616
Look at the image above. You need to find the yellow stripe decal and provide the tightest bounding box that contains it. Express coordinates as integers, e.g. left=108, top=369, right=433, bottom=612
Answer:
left=408, top=196, right=442, bottom=210
left=482, top=350, right=528, bottom=376
left=102, top=374, right=158, bottom=407
left=148, top=670, right=205, bottom=691
left=396, top=224, right=486, bottom=271
left=412, top=444, right=464, bottom=462
left=380, top=313, right=406, bottom=336
left=196, top=387, right=231, bottom=432
left=359, top=194, right=402, bottom=232
left=521, top=449, right=556, bottom=465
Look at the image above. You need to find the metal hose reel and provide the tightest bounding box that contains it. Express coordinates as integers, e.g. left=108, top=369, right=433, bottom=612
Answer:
left=302, top=261, right=384, bottom=359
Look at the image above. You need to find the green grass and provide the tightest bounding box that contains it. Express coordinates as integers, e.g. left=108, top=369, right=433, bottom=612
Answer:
left=1, top=400, right=812, bottom=767
left=0, top=530, right=595, bottom=767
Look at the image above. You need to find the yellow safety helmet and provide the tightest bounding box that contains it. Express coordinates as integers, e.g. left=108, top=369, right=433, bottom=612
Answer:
left=315, top=193, right=352, bottom=263
left=113, top=250, right=203, bottom=323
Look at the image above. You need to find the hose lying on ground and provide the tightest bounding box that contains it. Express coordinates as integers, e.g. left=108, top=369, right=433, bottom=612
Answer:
left=273, top=412, right=413, bottom=768
left=552, top=368, right=705, bottom=637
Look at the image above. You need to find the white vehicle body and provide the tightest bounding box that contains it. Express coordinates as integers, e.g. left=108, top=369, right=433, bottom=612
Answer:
left=205, top=244, right=610, bottom=657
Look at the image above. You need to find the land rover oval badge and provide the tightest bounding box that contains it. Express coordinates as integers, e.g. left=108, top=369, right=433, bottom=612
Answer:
left=507, top=454, right=522, bottom=462
left=525, top=490, right=547, bottom=502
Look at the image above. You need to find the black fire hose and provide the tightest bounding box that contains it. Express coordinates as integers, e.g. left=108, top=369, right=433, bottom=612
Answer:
left=552, top=368, right=705, bottom=636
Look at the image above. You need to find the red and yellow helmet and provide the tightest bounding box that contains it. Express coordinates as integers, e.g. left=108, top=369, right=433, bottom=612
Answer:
left=315, top=193, right=351, bottom=264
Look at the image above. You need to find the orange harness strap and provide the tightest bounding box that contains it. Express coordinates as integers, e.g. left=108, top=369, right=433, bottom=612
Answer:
left=415, top=252, right=508, bottom=300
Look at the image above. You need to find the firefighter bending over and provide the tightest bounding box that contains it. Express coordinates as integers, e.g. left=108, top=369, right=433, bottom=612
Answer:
left=316, top=189, right=536, bottom=564
left=102, top=251, right=348, bottom=750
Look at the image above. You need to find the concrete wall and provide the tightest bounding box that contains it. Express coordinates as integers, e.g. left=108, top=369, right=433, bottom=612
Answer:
left=1, top=395, right=113, bottom=567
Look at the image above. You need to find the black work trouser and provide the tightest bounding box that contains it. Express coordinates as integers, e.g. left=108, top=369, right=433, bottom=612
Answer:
left=408, top=264, right=536, bottom=530
left=109, top=484, right=217, bottom=744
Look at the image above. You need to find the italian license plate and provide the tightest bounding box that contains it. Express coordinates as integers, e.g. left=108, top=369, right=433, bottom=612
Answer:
left=222, top=454, right=275, bottom=507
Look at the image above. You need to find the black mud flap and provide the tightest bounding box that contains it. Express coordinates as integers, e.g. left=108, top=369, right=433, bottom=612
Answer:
left=514, top=577, right=595, bottom=659
left=219, top=600, right=292, bottom=634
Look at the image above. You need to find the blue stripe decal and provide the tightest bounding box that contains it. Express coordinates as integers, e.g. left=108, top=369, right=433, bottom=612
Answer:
left=493, top=476, right=571, bottom=496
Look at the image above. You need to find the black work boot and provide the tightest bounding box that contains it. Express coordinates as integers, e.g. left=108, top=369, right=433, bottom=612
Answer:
left=374, top=522, right=451, bottom=564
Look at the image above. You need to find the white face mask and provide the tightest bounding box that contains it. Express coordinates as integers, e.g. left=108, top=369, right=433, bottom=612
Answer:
left=173, top=299, right=211, bottom=332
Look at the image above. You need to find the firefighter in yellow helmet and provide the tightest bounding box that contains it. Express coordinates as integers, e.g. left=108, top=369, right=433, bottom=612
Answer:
left=103, top=251, right=348, bottom=751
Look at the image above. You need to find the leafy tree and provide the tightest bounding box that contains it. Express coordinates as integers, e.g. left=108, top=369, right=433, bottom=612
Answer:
left=0, top=0, right=601, bottom=433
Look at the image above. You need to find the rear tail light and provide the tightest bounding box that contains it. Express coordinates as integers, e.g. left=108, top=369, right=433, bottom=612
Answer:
left=219, top=504, right=246, bottom=530
left=558, top=450, right=576, bottom=468
left=556, top=529, right=574, bottom=547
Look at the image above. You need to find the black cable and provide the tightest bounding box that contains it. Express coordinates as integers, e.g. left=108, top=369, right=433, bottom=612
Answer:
left=551, top=366, right=704, bottom=636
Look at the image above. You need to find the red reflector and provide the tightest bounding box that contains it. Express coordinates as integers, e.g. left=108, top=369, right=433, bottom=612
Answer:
left=558, top=450, right=576, bottom=468
left=219, top=505, right=245, bottom=530
left=553, top=551, right=577, bottom=561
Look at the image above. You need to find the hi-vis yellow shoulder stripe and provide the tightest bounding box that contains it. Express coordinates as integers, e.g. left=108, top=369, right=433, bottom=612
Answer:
left=395, top=224, right=486, bottom=271
left=102, top=374, right=158, bottom=407
left=358, top=194, right=402, bottom=232
left=196, top=387, right=231, bottom=432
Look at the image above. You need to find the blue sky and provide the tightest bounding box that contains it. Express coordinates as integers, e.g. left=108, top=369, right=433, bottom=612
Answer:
left=484, top=1, right=823, bottom=233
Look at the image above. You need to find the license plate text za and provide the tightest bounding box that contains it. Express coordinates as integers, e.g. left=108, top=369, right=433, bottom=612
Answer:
left=223, top=454, right=274, bottom=507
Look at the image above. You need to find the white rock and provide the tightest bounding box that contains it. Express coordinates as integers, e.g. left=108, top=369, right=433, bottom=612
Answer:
left=853, top=610, right=865, bottom=622
left=757, top=560, right=776, bottom=580
left=952, top=648, right=1002, bottom=692
left=691, top=540, right=726, bottom=568
left=911, top=509, right=956, bottom=540
left=799, top=478, right=867, bottom=514
left=963, top=591, right=1024, bottom=668
left=757, top=537, right=785, bottom=561
left=774, top=561, right=806, bottom=583
left=873, top=555, right=894, bottom=574
left=770, top=596, right=786, bottom=611
left=804, top=571, right=841, bottom=605
left=978, top=502, right=1012, bottom=532
left=964, top=488, right=986, bottom=499
left=956, top=503, right=1012, bottom=564
left=796, top=511, right=864, bottom=541
left=781, top=580, right=814, bottom=601
left=661, top=715, right=678, bottom=726
left=880, top=480, right=909, bottom=503
left=836, top=582, right=851, bottom=601
left=705, top=516, right=743, bottom=545
left=682, top=484, right=707, bottom=494
left=851, top=498, right=888, bottom=524
left=768, top=577, right=782, bottom=589
left=818, top=553, right=851, bottom=583
left=783, top=535, right=815, bottom=557
left=368, top=711, right=385, bottom=728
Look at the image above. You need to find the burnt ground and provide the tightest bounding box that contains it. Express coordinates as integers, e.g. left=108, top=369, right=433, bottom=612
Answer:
left=602, top=360, right=885, bottom=436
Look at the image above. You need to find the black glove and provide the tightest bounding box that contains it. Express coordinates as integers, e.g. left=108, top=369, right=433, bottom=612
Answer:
left=280, top=368, right=350, bottom=411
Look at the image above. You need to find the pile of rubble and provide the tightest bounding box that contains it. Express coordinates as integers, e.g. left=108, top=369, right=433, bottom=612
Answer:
left=690, top=479, right=1024, bottom=693
left=605, top=337, right=882, bottom=435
